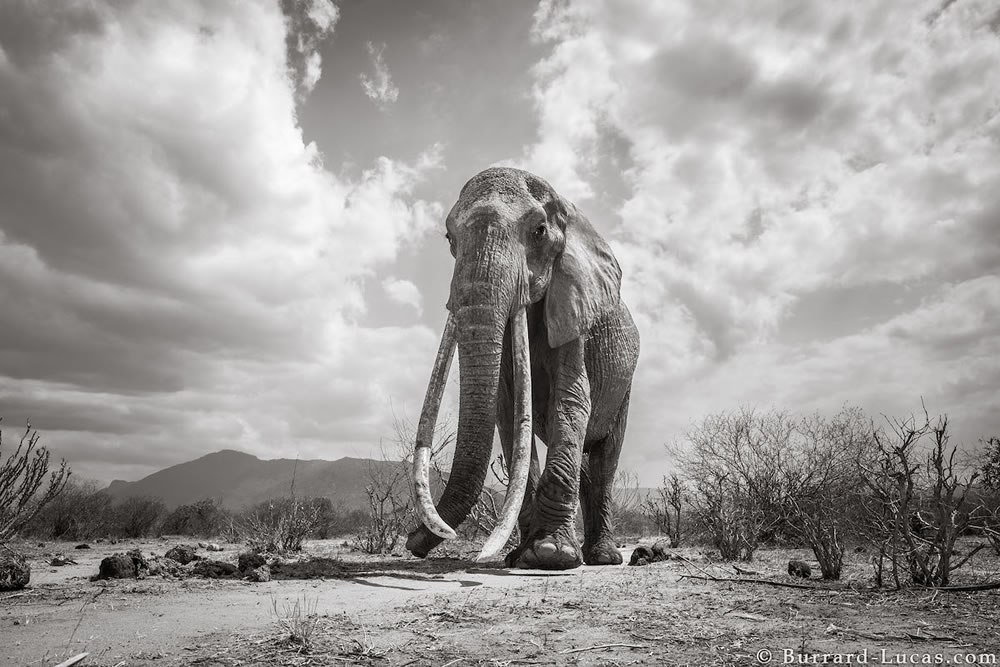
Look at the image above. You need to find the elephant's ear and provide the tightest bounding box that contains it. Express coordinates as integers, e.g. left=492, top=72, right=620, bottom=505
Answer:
left=544, top=199, right=622, bottom=348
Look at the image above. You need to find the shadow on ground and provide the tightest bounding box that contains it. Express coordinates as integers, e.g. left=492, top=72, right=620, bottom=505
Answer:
left=269, top=555, right=505, bottom=581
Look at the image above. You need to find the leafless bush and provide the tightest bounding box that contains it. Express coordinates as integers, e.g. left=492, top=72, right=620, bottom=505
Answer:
left=0, top=419, right=70, bottom=544
left=697, top=474, right=761, bottom=561
left=109, top=496, right=167, bottom=538
left=975, top=437, right=1000, bottom=555
left=161, top=498, right=232, bottom=537
left=241, top=497, right=323, bottom=553
left=858, top=410, right=983, bottom=587
left=22, top=479, right=111, bottom=540
left=782, top=407, right=874, bottom=580
left=354, top=458, right=412, bottom=554
left=355, top=415, right=454, bottom=554
left=641, top=473, right=685, bottom=545
left=677, top=408, right=799, bottom=560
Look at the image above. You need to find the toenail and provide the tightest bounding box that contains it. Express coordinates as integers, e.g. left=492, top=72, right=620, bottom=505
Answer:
left=536, top=542, right=557, bottom=557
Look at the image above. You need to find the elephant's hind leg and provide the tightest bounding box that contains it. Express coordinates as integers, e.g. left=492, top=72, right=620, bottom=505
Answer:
left=580, top=390, right=631, bottom=565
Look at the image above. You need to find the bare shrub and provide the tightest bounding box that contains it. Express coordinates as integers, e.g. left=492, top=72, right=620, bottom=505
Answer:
left=783, top=407, right=873, bottom=580
left=22, top=479, right=111, bottom=540
left=0, top=419, right=71, bottom=544
left=858, top=410, right=983, bottom=587
left=641, top=473, right=685, bottom=545
left=356, top=415, right=453, bottom=554
left=110, top=496, right=167, bottom=538
left=697, top=474, right=761, bottom=561
left=355, top=459, right=412, bottom=554
left=975, top=437, right=1000, bottom=555
left=240, top=498, right=322, bottom=553
left=161, top=498, right=231, bottom=538
left=678, top=408, right=798, bottom=560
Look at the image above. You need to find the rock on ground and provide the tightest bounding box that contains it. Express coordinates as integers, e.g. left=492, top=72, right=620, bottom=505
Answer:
left=0, top=552, right=30, bottom=591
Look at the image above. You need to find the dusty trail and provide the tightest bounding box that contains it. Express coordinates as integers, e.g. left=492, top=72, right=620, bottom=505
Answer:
left=4, top=538, right=999, bottom=666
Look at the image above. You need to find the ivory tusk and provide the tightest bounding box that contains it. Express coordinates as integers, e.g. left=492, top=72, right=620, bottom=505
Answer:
left=476, top=305, right=532, bottom=561
left=412, top=312, right=458, bottom=540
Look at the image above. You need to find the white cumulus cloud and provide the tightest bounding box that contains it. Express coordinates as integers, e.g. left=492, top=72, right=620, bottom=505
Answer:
left=0, top=0, right=441, bottom=481
left=382, top=277, right=424, bottom=315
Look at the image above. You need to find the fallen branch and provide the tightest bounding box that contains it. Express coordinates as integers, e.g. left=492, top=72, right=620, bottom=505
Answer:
left=53, top=654, right=89, bottom=667
left=827, top=624, right=958, bottom=643
left=733, top=565, right=760, bottom=576
left=678, top=574, right=826, bottom=591
left=0, top=591, right=29, bottom=600
left=559, top=643, right=648, bottom=654
left=925, top=581, right=1000, bottom=592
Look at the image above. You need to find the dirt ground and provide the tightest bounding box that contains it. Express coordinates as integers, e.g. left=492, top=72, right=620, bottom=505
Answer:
left=3, top=537, right=999, bottom=667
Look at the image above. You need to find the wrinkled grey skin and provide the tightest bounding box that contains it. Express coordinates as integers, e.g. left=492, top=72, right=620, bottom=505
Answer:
left=405, top=167, right=640, bottom=570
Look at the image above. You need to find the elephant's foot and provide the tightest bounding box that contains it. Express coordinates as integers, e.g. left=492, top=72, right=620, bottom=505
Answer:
left=405, top=524, right=443, bottom=559
left=505, top=528, right=583, bottom=570
left=583, top=536, right=623, bottom=566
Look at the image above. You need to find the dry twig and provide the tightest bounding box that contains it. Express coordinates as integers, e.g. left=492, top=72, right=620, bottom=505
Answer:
left=678, top=573, right=826, bottom=590
left=559, top=643, right=648, bottom=654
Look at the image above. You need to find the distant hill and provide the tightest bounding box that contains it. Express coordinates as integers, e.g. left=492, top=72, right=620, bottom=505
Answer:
left=105, top=449, right=412, bottom=511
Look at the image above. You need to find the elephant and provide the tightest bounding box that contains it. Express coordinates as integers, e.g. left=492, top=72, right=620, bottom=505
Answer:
left=405, top=167, right=640, bottom=570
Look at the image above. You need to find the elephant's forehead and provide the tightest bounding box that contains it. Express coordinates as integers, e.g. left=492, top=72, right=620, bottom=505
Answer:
left=450, top=168, right=538, bottom=223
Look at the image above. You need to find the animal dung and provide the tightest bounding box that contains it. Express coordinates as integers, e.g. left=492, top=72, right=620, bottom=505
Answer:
left=787, top=559, right=811, bottom=578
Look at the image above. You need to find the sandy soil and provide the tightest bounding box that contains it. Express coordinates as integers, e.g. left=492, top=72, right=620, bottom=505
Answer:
left=3, top=538, right=999, bottom=666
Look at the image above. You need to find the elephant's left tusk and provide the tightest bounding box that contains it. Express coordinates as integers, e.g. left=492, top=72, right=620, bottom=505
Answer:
left=476, top=305, right=532, bottom=562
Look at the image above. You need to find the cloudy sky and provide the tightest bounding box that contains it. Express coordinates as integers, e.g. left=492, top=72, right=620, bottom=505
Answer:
left=1, top=0, right=998, bottom=486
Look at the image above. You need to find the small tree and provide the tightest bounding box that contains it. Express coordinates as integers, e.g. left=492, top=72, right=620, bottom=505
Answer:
left=161, top=498, right=231, bottom=537
left=677, top=408, right=797, bottom=560
left=858, top=410, right=983, bottom=587
left=975, top=437, right=1000, bottom=555
left=783, top=407, right=873, bottom=580
left=357, top=414, right=453, bottom=554
left=22, top=479, right=112, bottom=540
left=0, top=419, right=70, bottom=543
left=641, top=474, right=684, bottom=543
left=110, top=496, right=167, bottom=538
left=240, top=497, right=322, bottom=553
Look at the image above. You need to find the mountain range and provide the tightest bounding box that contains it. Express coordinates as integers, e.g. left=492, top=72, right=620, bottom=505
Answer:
left=105, top=449, right=409, bottom=511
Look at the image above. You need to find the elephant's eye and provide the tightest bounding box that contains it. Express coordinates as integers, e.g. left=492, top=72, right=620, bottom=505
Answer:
left=533, top=224, right=546, bottom=239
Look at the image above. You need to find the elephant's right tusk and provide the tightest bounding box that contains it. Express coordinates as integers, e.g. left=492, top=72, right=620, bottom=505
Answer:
left=412, top=312, right=458, bottom=540
left=476, top=305, right=532, bottom=561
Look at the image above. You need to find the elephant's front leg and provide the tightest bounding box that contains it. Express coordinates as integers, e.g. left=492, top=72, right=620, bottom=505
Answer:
left=506, top=339, right=590, bottom=570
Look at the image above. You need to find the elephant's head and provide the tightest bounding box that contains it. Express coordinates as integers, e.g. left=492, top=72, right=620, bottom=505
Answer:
left=406, top=167, right=621, bottom=560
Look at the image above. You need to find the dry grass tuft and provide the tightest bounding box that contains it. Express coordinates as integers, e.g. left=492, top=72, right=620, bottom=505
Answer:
left=270, top=594, right=319, bottom=652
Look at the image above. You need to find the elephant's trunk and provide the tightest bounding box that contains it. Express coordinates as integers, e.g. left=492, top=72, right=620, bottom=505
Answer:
left=408, top=224, right=531, bottom=559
